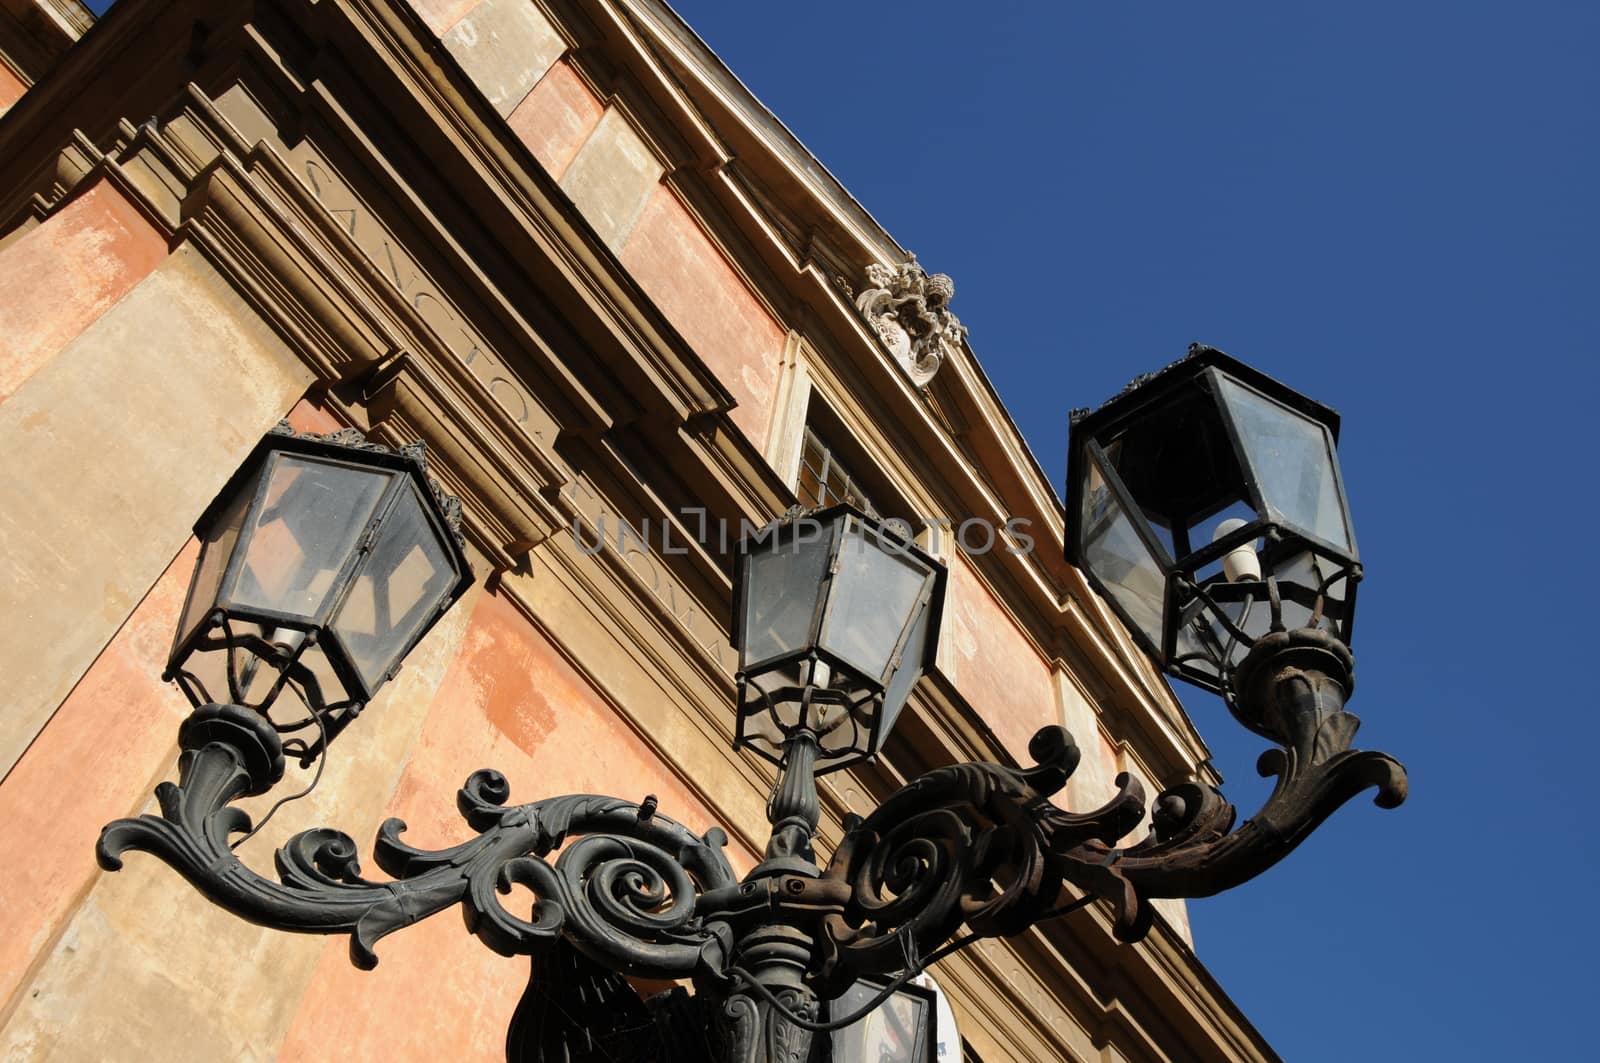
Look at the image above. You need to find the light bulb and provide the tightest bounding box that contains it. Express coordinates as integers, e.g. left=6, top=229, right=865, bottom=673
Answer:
left=1213, top=518, right=1261, bottom=583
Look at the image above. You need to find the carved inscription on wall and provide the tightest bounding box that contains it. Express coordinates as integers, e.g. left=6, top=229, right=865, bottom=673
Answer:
left=560, top=478, right=737, bottom=674
left=285, top=142, right=559, bottom=444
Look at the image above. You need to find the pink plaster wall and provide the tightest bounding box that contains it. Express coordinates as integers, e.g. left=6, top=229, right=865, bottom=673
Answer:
left=0, top=399, right=333, bottom=1014
left=507, top=59, right=604, bottom=180
left=0, top=182, right=169, bottom=407
left=620, top=184, right=786, bottom=445
left=941, top=557, right=1058, bottom=765
left=0, top=63, right=24, bottom=114
left=278, top=590, right=748, bottom=1062
left=0, top=543, right=198, bottom=1013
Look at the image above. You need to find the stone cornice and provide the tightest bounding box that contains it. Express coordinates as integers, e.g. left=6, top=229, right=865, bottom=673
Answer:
left=0, top=0, right=92, bottom=85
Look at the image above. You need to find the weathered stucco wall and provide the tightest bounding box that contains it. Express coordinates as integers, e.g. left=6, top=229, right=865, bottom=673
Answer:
left=0, top=542, right=199, bottom=1015
left=507, top=58, right=605, bottom=180
left=0, top=183, right=167, bottom=415
left=0, top=551, right=484, bottom=1062
left=561, top=107, right=664, bottom=249
left=442, top=0, right=566, bottom=117
left=410, top=0, right=788, bottom=446
left=0, top=228, right=314, bottom=780
left=939, top=552, right=1059, bottom=763
left=619, top=184, right=786, bottom=443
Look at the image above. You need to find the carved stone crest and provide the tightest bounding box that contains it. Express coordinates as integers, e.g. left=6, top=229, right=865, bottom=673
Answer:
left=854, top=255, right=965, bottom=388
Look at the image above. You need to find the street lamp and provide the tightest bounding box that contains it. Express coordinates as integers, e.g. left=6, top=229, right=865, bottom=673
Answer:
left=732, top=504, right=945, bottom=777
left=1067, top=343, right=1377, bottom=767
left=99, top=361, right=1406, bottom=1061
left=167, top=423, right=473, bottom=763
left=1065, top=343, right=1358, bottom=709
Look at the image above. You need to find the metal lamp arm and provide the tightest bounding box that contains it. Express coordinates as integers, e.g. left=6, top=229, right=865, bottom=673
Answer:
left=1051, top=629, right=1408, bottom=941
left=96, top=625, right=1407, bottom=1063
left=96, top=703, right=739, bottom=977
left=817, top=629, right=1407, bottom=985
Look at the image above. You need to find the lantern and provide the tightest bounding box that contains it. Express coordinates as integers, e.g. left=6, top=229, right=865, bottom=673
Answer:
left=166, top=423, right=472, bottom=758
left=1066, top=345, right=1360, bottom=724
left=732, top=505, right=946, bottom=774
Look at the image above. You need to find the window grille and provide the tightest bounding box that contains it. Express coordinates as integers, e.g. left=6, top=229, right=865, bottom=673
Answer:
left=797, top=426, right=877, bottom=516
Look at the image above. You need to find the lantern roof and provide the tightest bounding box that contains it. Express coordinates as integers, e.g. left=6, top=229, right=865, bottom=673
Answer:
left=193, top=421, right=467, bottom=555
left=1068, top=343, right=1342, bottom=444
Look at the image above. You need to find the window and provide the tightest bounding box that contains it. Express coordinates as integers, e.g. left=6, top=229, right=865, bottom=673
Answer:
left=797, top=425, right=878, bottom=516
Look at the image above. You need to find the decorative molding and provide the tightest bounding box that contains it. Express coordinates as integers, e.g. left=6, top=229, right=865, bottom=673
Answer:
left=854, top=255, right=965, bottom=388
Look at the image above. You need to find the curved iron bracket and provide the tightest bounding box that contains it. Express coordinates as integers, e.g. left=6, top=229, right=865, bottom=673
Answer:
left=98, top=627, right=1406, bottom=1061
left=818, top=627, right=1407, bottom=989
left=97, top=704, right=738, bottom=977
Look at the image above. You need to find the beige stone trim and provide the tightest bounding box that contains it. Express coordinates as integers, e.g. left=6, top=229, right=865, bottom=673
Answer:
left=442, top=0, right=567, bottom=117
left=559, top=106, right=664, bottom=249
left=762, top=330, right=812, bottom=487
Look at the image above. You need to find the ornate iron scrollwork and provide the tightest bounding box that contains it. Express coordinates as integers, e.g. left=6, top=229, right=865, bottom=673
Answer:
left=816, top=625, right=1407, bottom=989
left=814, top=724, right=1143, bottom=993
left=97, top=703, right=737, bottom=975
left=98, top=624, right=1405, bottom=1062
left=1053, top=627, right=1408, bottom=942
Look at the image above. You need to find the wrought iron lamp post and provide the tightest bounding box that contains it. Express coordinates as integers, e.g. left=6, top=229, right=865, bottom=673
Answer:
left=98, top=348, right=1406, bottom=1061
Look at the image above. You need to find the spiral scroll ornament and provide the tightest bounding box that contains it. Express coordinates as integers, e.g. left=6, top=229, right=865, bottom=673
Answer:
left=97, top=703, right=737, bottom=977
left=97, top=624, right=1404, bottom=1062
left=817, top=629, right=1405, bottom=992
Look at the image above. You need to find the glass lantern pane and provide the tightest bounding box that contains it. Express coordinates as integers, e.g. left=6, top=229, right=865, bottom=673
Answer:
left=878, top=596, right=933, bottom=739
left=741, top=528, right=833, bottom=667
left=829, top=981, right=934, bottom=1063
left=819, top=529, right=931, bottom=680
left=1079, top=460, right=1167, bottom=649
left=1272, top=548, right=1353, bottom=639
left=228, top=455, right=393, bottom=621
left=332, top=483, right=456, bottom=690
left=175, top=479, right=253, bottom=651
left=1100, top=384, right=1248, bottom=553
left=1216, top=375, right=1351, bottom=551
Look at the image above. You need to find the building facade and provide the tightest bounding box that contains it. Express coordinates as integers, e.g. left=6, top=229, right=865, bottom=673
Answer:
left=0, top=1, right=1278, bottom=1059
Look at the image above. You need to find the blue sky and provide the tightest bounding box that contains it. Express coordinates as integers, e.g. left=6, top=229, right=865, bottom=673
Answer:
left=663, top=1, right=1598, bottom=1060
left=79, top=0, right=1597, bottom=1057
